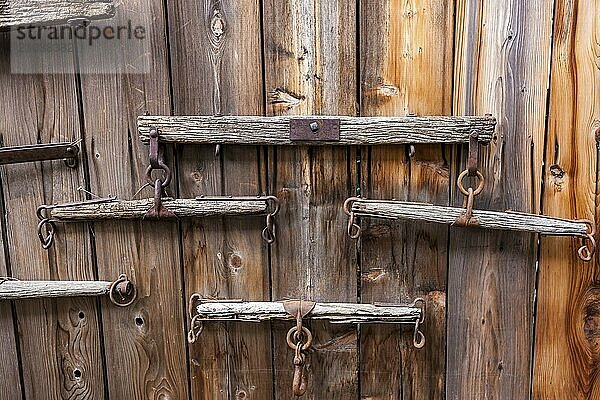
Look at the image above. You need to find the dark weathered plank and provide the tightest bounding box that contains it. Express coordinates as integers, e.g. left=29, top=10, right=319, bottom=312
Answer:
left=263, top=0, right=358, bottom=398
left=75, top=0, right=189, bottom=397
left=533, top=1, right=600, bottom=398
left=0, top=32, right=105, bottom=399
left=167, top=0, right=272, bottom=398
left=0, top=0, right=114, bottom=28
left=447, top=0, right=553, bottom=398
left=138, top=115, right=495, bottom=144
left=360, top=0, right=453, bottom=398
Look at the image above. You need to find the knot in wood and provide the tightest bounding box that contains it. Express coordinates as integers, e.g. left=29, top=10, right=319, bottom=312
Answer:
left=210, top=10, right=225, bottom=38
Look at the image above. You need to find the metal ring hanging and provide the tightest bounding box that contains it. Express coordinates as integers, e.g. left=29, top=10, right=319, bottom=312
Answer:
left=108, top=274, right=137, bottom=307
left=286, top=326, right=313, bottom=351
left=457, top=169, right=485, bottom=196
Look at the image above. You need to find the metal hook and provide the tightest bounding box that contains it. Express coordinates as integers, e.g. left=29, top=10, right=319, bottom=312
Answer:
left=577, top=220, right=596, bottom=262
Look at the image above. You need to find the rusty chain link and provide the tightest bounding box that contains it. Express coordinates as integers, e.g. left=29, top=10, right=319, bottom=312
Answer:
left=343, top=197, right=362, bottom=238
left=577, top=220, right=596, bottom=262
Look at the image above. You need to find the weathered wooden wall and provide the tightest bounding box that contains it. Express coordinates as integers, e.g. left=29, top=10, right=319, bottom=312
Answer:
left=0, top=0, right=598, bottom=399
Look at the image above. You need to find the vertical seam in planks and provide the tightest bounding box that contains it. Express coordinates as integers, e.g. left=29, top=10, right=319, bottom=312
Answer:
left=71, top=34, right=111, bottom=400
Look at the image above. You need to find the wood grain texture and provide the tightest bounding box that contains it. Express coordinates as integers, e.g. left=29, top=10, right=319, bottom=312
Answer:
left=138, top=115, right=495, bottom=144
left=351, top=199, right=589, bottom=236
left=0, top=31, right=105, bottom=399
left=448, top=0, right=553, bottom=398
left=533, top=1, right=600, bottom=399
left=49, top=198, right=268, bottom=220
left=263, top=0, right=358, bottom=398
left=0, top=280, right=111, bottom=299
left=168, top=0, right=272, bottom=398
left=75, top=0, right=189, bottom=397
left=360, top=0, right=453, bottom=398
left=0, top=0, right=114, bottom=28
left=194, top=301, right=422, bottom=323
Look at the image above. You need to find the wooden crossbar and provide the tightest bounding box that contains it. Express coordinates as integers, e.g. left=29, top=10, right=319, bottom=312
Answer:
left=138, top=115, right=496, bottom=145
left=194, top=300, right=423, bottom=324
left=47, top=198, right=268, bottom=220
left=350, top=199, right=589, bottom=237
left=0, top=280, right=110, bottom=299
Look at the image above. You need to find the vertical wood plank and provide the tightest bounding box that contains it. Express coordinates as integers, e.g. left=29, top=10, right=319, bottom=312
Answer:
left=0, top=34, right=105, bottom=399
left=168, top=0, right=271, bottom=399
left=263, top=0, right=358, bottom=398
left=76, top=0, right=189, bottom=398
left=449, top=0, right=553, bottom=398
left=0, top=166, right=22, bottom=399
left=360, top=1, right=453, bottom=398
left=533, top=1, right=600, bottom=398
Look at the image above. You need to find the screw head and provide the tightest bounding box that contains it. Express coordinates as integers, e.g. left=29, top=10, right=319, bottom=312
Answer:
left=309, top=121, right=319, bottom=132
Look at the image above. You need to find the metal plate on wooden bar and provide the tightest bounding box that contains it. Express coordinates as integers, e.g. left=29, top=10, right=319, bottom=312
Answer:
left=290, top=118, right=340, bottom=141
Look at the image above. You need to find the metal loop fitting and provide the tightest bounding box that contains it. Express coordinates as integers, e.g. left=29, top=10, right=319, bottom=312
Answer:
left=36, top=196, right=117, bottom=249
left=457, top=169, right=485, bottom=197
left=108, top=274, right=136, bottom=307
left=577, top=220, right=596, bottom=262
left=343, top=197, right=362, bottom=238
left=284, top=301, right=313, bottom=397
left=145, top=128, right=172, bottom=188
left=409, top=297, right=426, bottom=348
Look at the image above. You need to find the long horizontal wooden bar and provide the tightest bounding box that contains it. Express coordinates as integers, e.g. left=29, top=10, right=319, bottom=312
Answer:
left=138, top=115, right=496, bottom=145
left=0, top=280, right=110, bottom=300
left=194, top=300, right=422, bottom=324
left=0, top=0, right=115, bottom=28
left=350, top=199, right=589, bottom=236
left=47, top=197, right=268, bottom=220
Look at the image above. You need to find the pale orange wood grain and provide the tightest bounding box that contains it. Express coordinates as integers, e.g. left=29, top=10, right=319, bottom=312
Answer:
left=534, top=1, right=600, bottom=399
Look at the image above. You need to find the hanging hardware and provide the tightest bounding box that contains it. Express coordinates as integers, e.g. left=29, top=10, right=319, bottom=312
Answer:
left=138, top=115, right=496, bottom=145
left=0, top=142, right=79, bottom=168
left=36, top=195, right=277, bottom=248
left=283, top=300, right=315, bottom=396
left=289, top=118, right=340, bottom=141
left=195, top=195, right=280, bottom=244
left=0, top=274, right=136, bottom=306
left=187, top=295, right=426, bottom=347
left=343, top=128, right=596, bottom=261
left=343, top=197, right=596, bottom=261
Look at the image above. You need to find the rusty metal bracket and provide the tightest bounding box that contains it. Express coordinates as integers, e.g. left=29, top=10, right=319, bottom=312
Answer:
left=0, top=142, right=79, bottom=168
left=144, top=179, right=177, bottom=219
left=290, top=118, right=340, bottom=141
left=283, top=299, right=316, bottom=319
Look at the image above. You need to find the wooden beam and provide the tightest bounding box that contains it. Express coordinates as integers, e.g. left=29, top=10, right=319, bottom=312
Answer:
left=0, top=280, right=111, bottom=299
left=350, top=199, right=589, bottom=237
left=138, top=115, right=496, bottom=145
left=47, top=198, right=269, bottom=220
left=193, top=300, right=422, bottom=324
left=0, top=0, right=115, bottom=28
